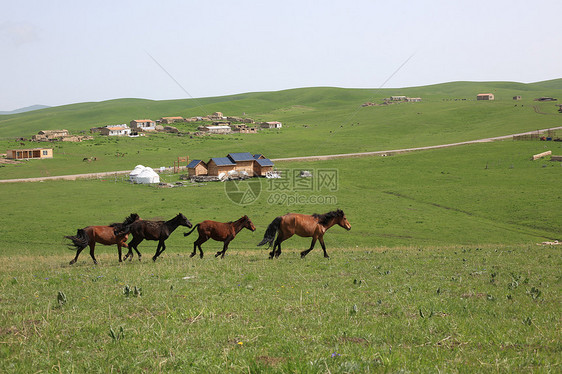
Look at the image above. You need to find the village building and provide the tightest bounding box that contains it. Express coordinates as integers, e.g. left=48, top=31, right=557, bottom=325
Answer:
left=160, top=116, right=184, bottom=124
left=198, top=125, right=232, bottom=134
left=208, top=112, right=225, bottom=120
left=207, top=157, right=236, bottom=176
left=99, top=124, right=131, bottom=136
left=477, top=93, right=495, bottom=100
left=390, top=96, right=407, bottom=101
left=7, top=148, right=53, bottom=160
left=513, top=96, right=522, bottom=100
left=186, top=159, right=208, bottom=177
left=406, top=97, right=422, bottom=102
left=130, top=119, right=156, bottom=131
left=231, top=124, right=258, bottom=133
left=253, top=157, right=274, bottom=176
left=32, top=129, right=69, bottom=141
left=227, top=152, right=255, bottom=174
left=260, top=121, right=283, bottom=129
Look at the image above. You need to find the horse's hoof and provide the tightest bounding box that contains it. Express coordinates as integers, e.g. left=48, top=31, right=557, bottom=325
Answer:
left=199, top=254, right=204, bottom=259
left=189, top=253, right=195, bottom=258
left=215, top=252, right=221, bottom=258
left=69, top=261, right=75, bottom=265
left=324, top=255, right=330, bottom=259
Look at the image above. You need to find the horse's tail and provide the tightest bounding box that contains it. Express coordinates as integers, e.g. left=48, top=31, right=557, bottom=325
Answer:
left=65, top=228, right=89, bottom=250
left=183, top=224, right=200, bottom=237
left=257, top=217, right=282, bottom=248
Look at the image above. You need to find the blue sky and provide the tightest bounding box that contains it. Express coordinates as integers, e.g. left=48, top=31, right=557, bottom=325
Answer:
left=1, top=0, right=561, bottom=111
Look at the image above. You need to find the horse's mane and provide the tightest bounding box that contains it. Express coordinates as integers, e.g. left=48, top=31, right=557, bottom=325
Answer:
left=109, top=213, right=139, bottom=228
left=312, top=209, right=344, bottom=225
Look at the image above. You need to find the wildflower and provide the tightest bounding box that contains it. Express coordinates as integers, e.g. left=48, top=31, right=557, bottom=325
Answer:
left=237, top=342, right=243, bottom=346
left=331, top=352, right=340, bottom=358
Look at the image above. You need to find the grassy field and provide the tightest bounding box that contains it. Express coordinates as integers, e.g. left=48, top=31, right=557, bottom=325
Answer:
left=1, top=244, right=560, bottom=373
left=1, top=81, right=561, bottom=372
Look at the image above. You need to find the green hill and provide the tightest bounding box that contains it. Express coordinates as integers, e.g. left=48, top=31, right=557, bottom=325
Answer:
left=0, top=80, right=561, bottom=180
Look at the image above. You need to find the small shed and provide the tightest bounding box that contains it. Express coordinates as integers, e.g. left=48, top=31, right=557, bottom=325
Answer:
left=99, top=125, right=131, bottom=136
left=513, top=96, right=521, bottom=100
left=207, top=157, right=236, bottom=176
left=7, top=148, right=53, bottom=160
left=254, top=158, right=274, bottom=176
left=260, top=121, right=283, bottom=129
left=187, top=159, right=208, bottom=177
left=477, top=93, right=495, bottom=100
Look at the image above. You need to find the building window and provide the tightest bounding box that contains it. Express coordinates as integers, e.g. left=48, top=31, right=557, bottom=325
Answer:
left=43, top=150, right=48, bottom=155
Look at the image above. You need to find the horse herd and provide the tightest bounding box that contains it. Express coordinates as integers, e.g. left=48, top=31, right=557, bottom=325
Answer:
left=65, top=210, right=352, bottom=265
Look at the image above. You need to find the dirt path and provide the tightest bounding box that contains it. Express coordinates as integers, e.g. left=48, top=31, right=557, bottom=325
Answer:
left=2, top=127, right=561, bottom=184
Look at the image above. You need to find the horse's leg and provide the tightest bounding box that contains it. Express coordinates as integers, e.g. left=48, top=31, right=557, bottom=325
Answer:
left=301, top=237, right=317, bottom=258
left=274, top=237, right=283, bottom=258
left=319, top=237, right=329, bottom=258
left=216, top=238, right=231, bottom=258
left=193, top=237, right=207, bottom=259
left=117, top=243, right=123, bottom=262
left=269, top=233, right=281, bottom=260
left=89, top=242, right=98, bottom=265
left=69, top=246, right=85, bottom=265
left=153, top=240, right=166, bottom=261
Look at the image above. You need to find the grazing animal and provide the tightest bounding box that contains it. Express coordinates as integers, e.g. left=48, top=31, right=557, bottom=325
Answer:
left=183, top=215, right=256, bottom=259
left=257, top=209, right=351, bottom=259
left=65, top=213, right=140, bottom=265
left=121, top=213, right=192, bottom=262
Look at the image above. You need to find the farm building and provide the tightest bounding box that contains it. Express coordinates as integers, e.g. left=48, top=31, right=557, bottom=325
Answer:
left=390, top=96, right=407, bottom=101
left=207, top=157, right=236, bottom=176
left=261, top=121, right=283, bottom=129
left=227, top=152, right=255, bottom=174
left=130, top=119, right=156, bottom=131
left=7, top=148, right=53, bottom=160
left=198, top=125, right=232, bottom=134
left=232, top=124, right=258, bottom=133
left=254, top=158, right=274, bottom=176
left=187, top=159, right=208, bottom=177
left=160, top=116, right=184, bottom=124
left=477, top=93, right=495, bottom=100
left=99, top=124, right=131, bottom=136
left=406, top=97, right=422, bottom=102
left=513, top=96, right=521, bottom=100
left=32, top=129, right=69, bottom=141
left=209, top=112, right=225, bottom=120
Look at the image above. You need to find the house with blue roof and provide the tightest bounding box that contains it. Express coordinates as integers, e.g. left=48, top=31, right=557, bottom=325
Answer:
left=187, top=159, right=208, bottom=177
left=254, top=157, right=275, bottom=176
left=207, top=157, right=236, bottom=176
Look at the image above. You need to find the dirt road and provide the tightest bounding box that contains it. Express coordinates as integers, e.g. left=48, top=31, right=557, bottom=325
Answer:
left=2, top=127, right=561, bottom=184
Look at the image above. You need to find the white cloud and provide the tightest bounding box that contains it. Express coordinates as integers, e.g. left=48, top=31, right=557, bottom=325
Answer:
left=0, top=21, right=40, bottom=47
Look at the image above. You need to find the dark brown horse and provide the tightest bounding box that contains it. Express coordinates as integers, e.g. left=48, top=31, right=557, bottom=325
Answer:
left=183, top=215, right=256, bottom=258
left=257, top=209, right=351, bottom=259
left=120, top=213, right=192, bottom=262
left=65, top=213, right=140, bottom=265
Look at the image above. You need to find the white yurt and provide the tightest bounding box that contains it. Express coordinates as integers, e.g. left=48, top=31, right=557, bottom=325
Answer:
left=129, top=165, right=160, bottom=184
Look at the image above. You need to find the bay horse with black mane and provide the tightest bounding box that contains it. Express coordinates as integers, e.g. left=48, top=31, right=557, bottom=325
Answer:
left=183, top=215, right=256, bottom=258
left=65, top=213, right=140, bottom=265
left=257, top=209, right=351, bottom=259
left=119, top=213, right=192, bottom=262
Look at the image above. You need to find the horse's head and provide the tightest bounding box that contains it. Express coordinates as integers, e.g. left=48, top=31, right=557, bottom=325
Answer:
left=178, top=213, right=193, bottom=228
left=243, top=215, right=256, bottom=232
left=335, top=209, right=351, bottom=231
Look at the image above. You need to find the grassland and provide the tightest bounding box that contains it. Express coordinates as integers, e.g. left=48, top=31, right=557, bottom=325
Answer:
left=0, top=81, right=561, bottom=372
left=1, top=80, right=562, bottom=180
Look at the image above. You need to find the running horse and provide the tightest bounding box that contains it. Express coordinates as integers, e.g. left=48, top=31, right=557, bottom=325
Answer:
left=119, top=213, right=192, bottom=262
left=257, top=209, right=351, bottom=259
left=65, top=213, right=141, bottom=265
left=183, top=215, right=256, bottom=258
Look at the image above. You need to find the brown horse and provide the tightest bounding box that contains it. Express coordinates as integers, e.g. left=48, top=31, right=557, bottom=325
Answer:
left=65, top=213, right=140, bottom=265
left=120, top=213, right=192, bottom=262
left=183, top=215, right=256, bottom=258
left=257, top=209, right=351, bottom=259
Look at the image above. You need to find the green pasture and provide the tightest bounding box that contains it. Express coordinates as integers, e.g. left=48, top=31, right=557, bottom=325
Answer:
left=0, top=81, right=561, bottom=372
left=1, top=80, right=562, bottom=180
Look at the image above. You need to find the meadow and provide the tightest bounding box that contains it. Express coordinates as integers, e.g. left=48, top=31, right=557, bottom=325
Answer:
left=0, top=81, right=561, bottom=372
